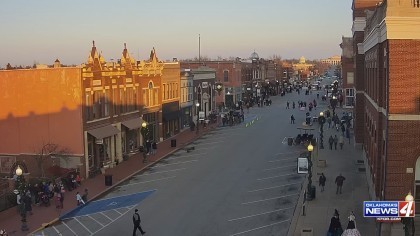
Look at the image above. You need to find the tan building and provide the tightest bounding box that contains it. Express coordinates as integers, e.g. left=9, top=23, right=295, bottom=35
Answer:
left=320, top=55, right=341, bottom=65
left=161, top=62, right=181, bottom=139
left=292, top=56, right=313, bottom=79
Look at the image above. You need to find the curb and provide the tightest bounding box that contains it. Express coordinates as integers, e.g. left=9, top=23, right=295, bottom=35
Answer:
left=30, top=125, right=218, bottom=235
left=245, top=116, right=259, bottom=127
left=287, top=176, right=307, bottom=236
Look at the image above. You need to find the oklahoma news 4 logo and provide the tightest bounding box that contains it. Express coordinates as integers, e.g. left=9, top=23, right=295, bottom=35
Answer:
left=363, top=201, right=415, bottom=218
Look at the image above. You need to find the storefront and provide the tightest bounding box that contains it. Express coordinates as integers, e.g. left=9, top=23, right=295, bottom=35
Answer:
left=142, top=112, right=158, bottom=142
left=180, top=106, right=192, bottom=129
left=121, top=117, right=142, bottom=153
left=162, top=101, right=180, bottom=139
left=86, top=125, right=119, bottom=176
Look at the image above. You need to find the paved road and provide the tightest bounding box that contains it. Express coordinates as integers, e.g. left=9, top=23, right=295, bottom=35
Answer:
left=34, top=87, right=323, bottom=236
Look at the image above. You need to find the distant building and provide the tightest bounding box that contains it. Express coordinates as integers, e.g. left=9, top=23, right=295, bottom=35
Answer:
left=292, top=56, right=313, bottom=79
left=320, top=55, right=341, bottom=65
left=180, top=69, right=194, bottom=129
left=340, top=37, right=354, bottom=108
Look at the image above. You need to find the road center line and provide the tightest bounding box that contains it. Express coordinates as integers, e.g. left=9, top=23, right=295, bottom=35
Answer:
left=241, top=193, right=299, bottom=205
left=123, top=176, right=176, bottom=187
left=142, top=168, right=186, bottom=176
left=156, top=159, right=198, bottom=167
left=229, top=220, right=290, bottom=236
left=228, top=207, right=294, bottom=221
left=248, top=182, right=302, bottom=192
left=257, top=173, right=296, bottom=181
left=263, top=164, right=296, bottom=171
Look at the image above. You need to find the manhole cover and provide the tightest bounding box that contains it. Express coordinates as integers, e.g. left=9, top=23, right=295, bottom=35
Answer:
left=358, top=168, right=366, bottom=172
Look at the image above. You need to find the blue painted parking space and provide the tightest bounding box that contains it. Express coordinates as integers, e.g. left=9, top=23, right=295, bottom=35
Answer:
left=60, top=189, right=156, bottom=220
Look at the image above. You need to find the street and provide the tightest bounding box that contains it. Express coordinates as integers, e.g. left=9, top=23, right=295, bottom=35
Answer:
left=34, top=87, right=322, bottom=236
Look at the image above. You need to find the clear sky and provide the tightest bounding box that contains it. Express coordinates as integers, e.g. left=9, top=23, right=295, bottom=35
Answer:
left=0, top=0, right=353, bottom=66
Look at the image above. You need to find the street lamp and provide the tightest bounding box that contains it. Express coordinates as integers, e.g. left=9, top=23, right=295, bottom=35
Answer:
left=318, top=112, right=326, bottom=149
left=306, top=143, right=314, bottom=200
left=331, top=96, right=338, bottom=116
left=140, top=121, right=148, bottom=148
left=402, top=192, right=415, bottom=236
left=196, top=102, right=200, bottom=134
left=15, top=166, right=29, bottom=232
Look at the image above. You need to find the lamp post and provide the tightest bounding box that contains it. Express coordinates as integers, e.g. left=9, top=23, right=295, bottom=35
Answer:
left=15, top=165, right=29, bottom=232
left=331, top=95, right=338, bottom=117
left=306, top=143, right=314, bottom=200
left=318, top=112, right=326, bottom=149
left=402, top=192, right=415, bottom=236
left=195, top=102, right=200, bottom=134
left=141, top=121, right=148, bottom=149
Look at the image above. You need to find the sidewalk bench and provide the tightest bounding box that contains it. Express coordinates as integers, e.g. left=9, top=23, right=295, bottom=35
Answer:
left=301, top=228, right=313, bottom=236
left=317, top=159, right=327, bottom=167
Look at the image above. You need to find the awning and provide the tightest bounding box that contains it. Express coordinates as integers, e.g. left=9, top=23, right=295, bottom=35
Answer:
left=88, top=125, right=119, bottom=139
left=122, top=118, right=143, bottom=130
left=163, top=111, right=180, bottom=121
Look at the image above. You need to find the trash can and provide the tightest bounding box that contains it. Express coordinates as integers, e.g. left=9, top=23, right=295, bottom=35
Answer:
left=288, top=137, right=293, bottom=146
left=171, top=139, right=176, bottom=147
left=310, top=186, right=316, bottom=199
left=105, top=174, right=112, bottom=186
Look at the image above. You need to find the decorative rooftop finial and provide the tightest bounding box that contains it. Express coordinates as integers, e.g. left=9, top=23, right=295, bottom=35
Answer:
left=124, top=43, right=126, bottom=49
left=93, top=40, right=95, bottom=47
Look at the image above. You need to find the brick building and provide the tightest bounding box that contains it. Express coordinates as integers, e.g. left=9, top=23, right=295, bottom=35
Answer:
left=340, top=36, right=355, bottom=108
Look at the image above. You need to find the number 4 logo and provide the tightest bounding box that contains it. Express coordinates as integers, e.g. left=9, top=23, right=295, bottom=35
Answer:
left=399, top=201, right=415, bottom=217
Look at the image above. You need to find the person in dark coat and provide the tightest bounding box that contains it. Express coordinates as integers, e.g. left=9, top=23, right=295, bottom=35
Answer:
left=328, top=210, right=343, bottom=236
left=132, top=209, right=146, bottom=236
left=329, top=135, right=334, bottom=150
left=335, top=174, right=346, bottom=194
left=151, top=141, right=157, bottom=155
left=23, top=192, right=33, bottom=215
left=333, top=135, right=338, bottom=150
left=290, top=115, right=295, bottom=124
left=319, top=173, right=326, bottom=192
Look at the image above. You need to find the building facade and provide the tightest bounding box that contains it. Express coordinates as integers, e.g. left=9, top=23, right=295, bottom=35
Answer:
left=180, top=69, right=194, bottom=129
left=320, top=55, right=342, bottom=65
left=161, top=62, right=181, bottom=139
left=340, top=37, right=355, bottom=108
left=190, top=67, right=216, bottom=122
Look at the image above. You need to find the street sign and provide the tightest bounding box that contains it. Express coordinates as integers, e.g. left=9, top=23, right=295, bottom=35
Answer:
left=199, top=111, right=205, bottom=121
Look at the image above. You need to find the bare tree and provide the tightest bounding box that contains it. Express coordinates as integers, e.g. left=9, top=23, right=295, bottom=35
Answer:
left=268, top=54, right=282, bottom=61
left=35, top=143, right=70, bottom=177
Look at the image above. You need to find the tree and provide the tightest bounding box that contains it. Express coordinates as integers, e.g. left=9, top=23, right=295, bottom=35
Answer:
left=35, top=143, right=70, bottom=177
left=6, top=63, right=13, bottom=70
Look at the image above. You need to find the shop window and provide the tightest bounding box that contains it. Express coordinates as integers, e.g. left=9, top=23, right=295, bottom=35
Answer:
left=224, top=70, right=229, bottom=82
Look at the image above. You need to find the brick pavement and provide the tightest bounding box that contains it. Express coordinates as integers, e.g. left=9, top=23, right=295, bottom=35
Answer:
left=0, top=123, right=218, bottom=236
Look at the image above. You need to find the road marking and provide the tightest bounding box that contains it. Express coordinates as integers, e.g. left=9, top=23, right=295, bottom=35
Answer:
left=62, top=220, right=79, bottom=236
left=142, top=168, right=186, bottom=176
left=100, top=212, right=113, bottom=221
left=229, top=220, right=290, bottom=236
left=123, top=176, right=176, bottom=187
left=268, top=158, right=295, bottom=163
left=257, top=173, right=296, bottom=181
left=155, top=159, right=198, bottom=167
left=228, top=207, right=294, bottom=221
left=95, top=189, right=157, bottom=202
left=92, top=205, right=136, bottom=235
left=263, top=164, right=296, bottom=171
left=74, top=217, right=93, bottom=234
left=241, top=193, right=299, bottom=205
left=88, top=215, right=105, bottom=227
left=52, top=226, right=62, bottom=235
left=248, top=182, right=302, bottom=192
left=113, top=208, right=122, bottom=215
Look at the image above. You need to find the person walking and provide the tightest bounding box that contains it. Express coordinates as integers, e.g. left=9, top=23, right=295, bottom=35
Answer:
left=151, top=141, right=157, bottom=155
left=339, top=135, right=344, bottom=150
left=290, top=115, right=295, bottom=124
left=328, top=210, right=343, bottom=236
left=286, top=101, right=290, bottom=109
left=327, top=116, right=332, bottom=129
left=23, top=192, right=33, bottom=215
left=82, top=188, right=88, bottom=203
left=76, top=192, right=85, bottom=206
left=342, top=211, right=361, bottom=236
left=333, top=135, right=338, bottom=150
left=292, top=101, right=295, bottom=109
left=346, top=128, right=351, bottom=144
left=319, top=173, right=326, bottom=192
left=132, top=209, right=146, bottom=236
left=335, top=174, right=346, bottom=194
left=328, top=135, right=334, bottom=150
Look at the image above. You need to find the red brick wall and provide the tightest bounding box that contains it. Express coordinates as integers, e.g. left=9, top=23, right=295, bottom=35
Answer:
left=388, top=40, right=420, bottom=114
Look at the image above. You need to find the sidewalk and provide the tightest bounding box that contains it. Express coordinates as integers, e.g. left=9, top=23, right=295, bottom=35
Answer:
left=288, top=107, right=376, bottom=236
left=0, top=122, right=218, bottom=236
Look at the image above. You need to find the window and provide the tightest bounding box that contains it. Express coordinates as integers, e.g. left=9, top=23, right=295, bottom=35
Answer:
left=143, top=89, right=148, bottom=107
left=85, top=93, right=91, bottom=120
left=104, top=90, right=109, bottom=117
left=224, top=70, right=229, bottom=82
left=119, top=88, right=125, bottom=113
left=154, top=88, right=158, bottom=106
left=112, top=88, right=118, bottom=115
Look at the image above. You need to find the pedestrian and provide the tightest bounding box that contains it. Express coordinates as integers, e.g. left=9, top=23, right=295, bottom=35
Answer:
left=328, top=135, right=334, bottom=150
left=327, top=116, right=332, bottom=128
left=286, top=101, right=290, bottom=109
left=333, top=135, right=338, bottom=150
left=152, top=141, right=157, bottom=155
left=82, top=188, right=88, bottom=203
left=346, top=129, right=351, bottom=144
left=23, top=192, right=33, bottom=215
left=339, top=135, right=344, bottom=150
left=145, top=140, right=151, bottom=155
left=328, top=210, right=343, bottom=236
left=76, top=192, right=85, bottom=206
left=342, top=212, right=361, bottom=236
left=55, top=191, right=62, bottom=209
left=319, top=173, right=326, bottom=192
left=290, top=115, right=295, bottom=124
left=335, top=174, right=346, bottom=194
left=341, top=124, right=346, bottom=136
left=142, top=150, right=147, bottom=163
left=292, top=101, right=295, bottom=109
left=132, top=209, right=146, bottom=236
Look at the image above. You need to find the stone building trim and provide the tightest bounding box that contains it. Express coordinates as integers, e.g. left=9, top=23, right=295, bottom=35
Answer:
left=352, top=17, right=367, bottom=35
left=357, top=91, right=387, bottom=117
left=388, top=114, right=420, bottom=121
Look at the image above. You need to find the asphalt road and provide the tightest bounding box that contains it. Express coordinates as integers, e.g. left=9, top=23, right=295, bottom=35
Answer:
left=34, top=85, right=326, bottom=236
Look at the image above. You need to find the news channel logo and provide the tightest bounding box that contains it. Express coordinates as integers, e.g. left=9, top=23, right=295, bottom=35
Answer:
left=363, top=201, right=415, bottom=218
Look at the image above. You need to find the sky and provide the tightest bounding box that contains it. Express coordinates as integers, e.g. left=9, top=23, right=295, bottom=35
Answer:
left=0, top=0, right=353, bottom=67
